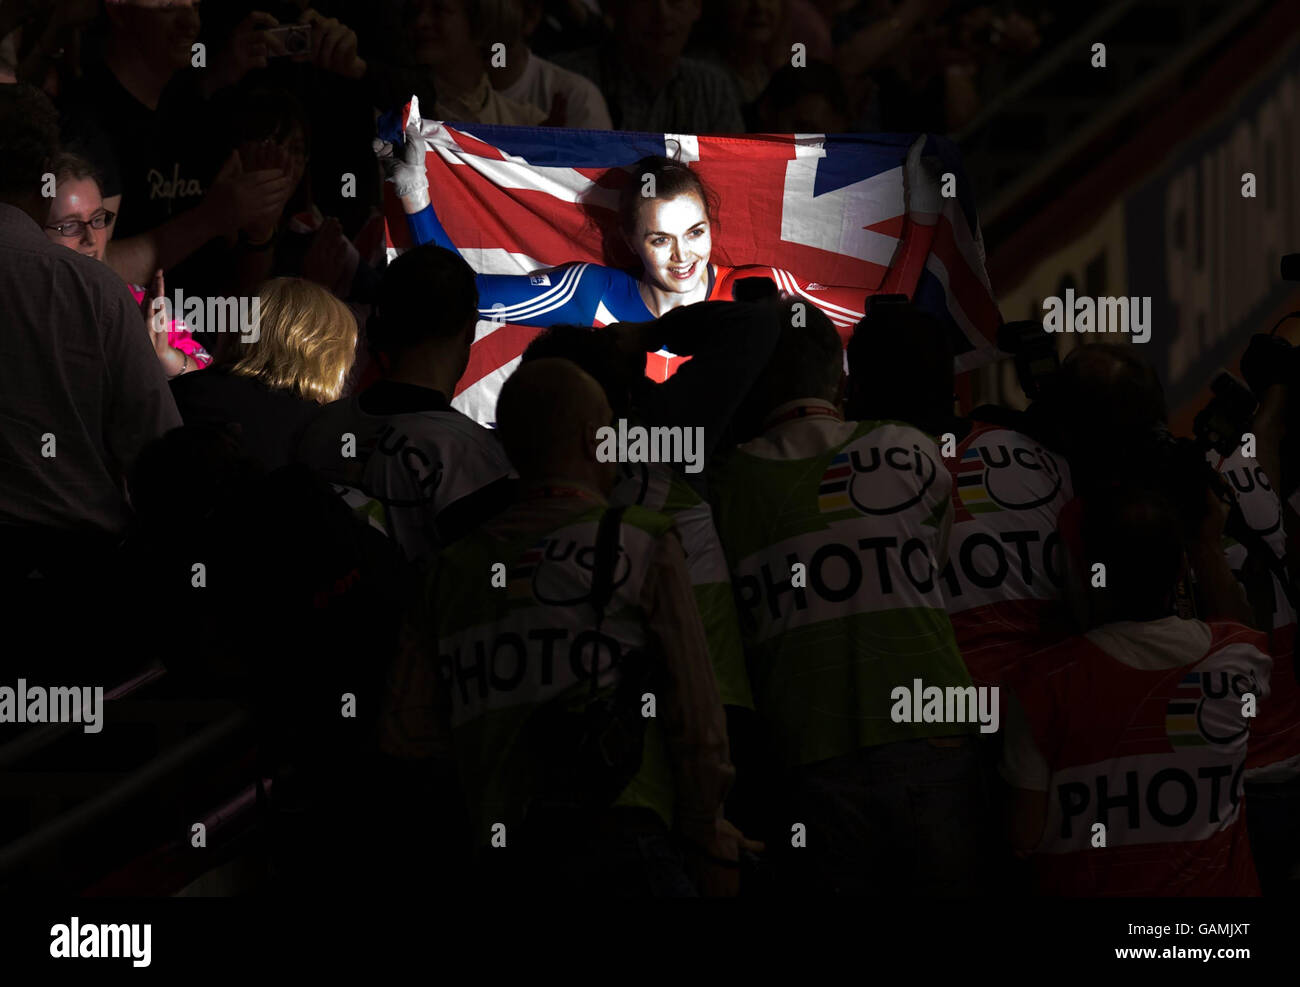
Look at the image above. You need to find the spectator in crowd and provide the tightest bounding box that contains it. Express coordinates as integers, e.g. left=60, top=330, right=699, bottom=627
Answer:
left=1, top=82, right=181, bottom=687
left=696, top=0, right=791, bottom=120
left=1, top=0, right=99, bottom=96
left=833, top=0, right=1042, bottom=133
left=0, top=84, right=180, bottom=553
left=294, top=245, right=516, bottom=565
left=170, top=277, right=357, bottom=470
left=1002, top=485, right=1269, bottom=895
left=481, top=0, right=613, bottom=128
left=227, top=86, right=385, bottom=304
left=755, top=61, right=848, bottom=133
left=42, top=152, right=212, bottom=379
left=527, top=0, right=608, bottom=57
left=405, top=0, right=547, bottom=125
left=553, top=0, right=744, bottom=133
left=380, top=357, right=743, bottom=896
left=709, top=299, right=985, bottom=895
left=57, top=0, right=296, bottom=298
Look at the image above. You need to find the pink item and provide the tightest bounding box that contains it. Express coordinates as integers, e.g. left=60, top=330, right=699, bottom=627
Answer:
left=129, top=284, right=213, bottom=369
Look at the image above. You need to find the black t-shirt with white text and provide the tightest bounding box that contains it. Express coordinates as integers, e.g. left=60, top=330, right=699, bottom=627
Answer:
left=60, top=60, right=234, bottom=296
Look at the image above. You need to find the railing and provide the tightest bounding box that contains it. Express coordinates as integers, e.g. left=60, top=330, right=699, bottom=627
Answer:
left=0, top=659, right=263, bottom=893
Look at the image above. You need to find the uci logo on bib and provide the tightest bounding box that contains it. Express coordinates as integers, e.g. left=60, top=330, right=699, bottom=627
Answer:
left=508, top=534, right=632, bottom=606
left=818, top=439, right=937, bottom=516
left=1165, top=668, right=1260, bottom=747
left=955, top=437, right=1062, bottom=519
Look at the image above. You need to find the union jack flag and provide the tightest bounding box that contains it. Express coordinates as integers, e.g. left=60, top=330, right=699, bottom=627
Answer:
left=380, top=100, right=1003, bottom=424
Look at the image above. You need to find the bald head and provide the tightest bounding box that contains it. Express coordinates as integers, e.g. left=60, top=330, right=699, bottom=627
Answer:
left=496, top=358, right=614, bottom=487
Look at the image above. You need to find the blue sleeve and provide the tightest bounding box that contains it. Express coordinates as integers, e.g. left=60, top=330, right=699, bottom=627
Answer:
left=406, top=204, right=455, bottom=252
left=403, top=205, right=629, bottom=328
left=474, top=264, right=613, bottom=327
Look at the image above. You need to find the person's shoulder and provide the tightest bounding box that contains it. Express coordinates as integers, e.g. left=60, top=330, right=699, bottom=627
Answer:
left=620, top=503, right=678, bottom=541
left=676, top=55, right=740, bottom=92
left=398, top=405, right=500, bottom=443
left=1002, top=631, right=1092, bottom=695
left=548, top=45, right=602, bottom=79
left=1204, top=619, right=1272, bottom=659
left=44, top=239, right=138, bottom=319
left=848, top=417, right=941, bottom=447
left=535, top=54, right=603, bottom=96
left=486, top=86, right=547, bottom=126
left=297, top=394, right=365, bottom=437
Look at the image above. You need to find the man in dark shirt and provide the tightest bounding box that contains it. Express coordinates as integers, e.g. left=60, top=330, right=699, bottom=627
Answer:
left=0, top=84, right=180, bottom=545
left=58, top=1, right=294, bottom=299
left=1, top=83, right=181, bottom=684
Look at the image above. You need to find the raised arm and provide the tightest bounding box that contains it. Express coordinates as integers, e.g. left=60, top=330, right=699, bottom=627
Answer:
left=375, top=102, right=618, bottom=329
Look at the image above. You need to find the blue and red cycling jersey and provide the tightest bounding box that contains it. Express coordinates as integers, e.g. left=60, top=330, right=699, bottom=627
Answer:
left=404, top=202, right=865, bottom=381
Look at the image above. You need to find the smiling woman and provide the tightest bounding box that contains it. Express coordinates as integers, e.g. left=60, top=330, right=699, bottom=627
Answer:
left=616, top=156, right=718, bottom=316
left=385, top=109, right=868, bottom=382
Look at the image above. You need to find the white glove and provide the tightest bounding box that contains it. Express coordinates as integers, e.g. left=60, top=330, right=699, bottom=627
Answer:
left=373, top=96, right=431, bottom=212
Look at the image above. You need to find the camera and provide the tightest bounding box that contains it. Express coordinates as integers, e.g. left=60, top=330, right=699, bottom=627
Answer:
left=1192, top=371, right=1257, bottom=458
left=998, top=319, right=1060, bottom=400
left=1136, top=373, right=1253, bottom=534
left=267, top=23, right=312, bottom=58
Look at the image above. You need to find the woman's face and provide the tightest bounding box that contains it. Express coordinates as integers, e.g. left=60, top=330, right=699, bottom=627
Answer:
left=44, top=177, right=109, bottom=262
left=631, top=192, right=712, bottom=296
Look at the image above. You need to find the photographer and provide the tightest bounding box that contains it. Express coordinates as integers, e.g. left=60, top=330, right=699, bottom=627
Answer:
left=1001, top=484, right=1271, bottom=895
left=1218, top=335, right=1300, bottom=894
left=710, top=299, right=984, bottom=896
left=378, top=358, right=743, bottom=896
left=849, top=302, right=1075, bottom=696
left=1045, top=343, right=1256, bottom=629
left=847, top=301, right=1075, bottom=893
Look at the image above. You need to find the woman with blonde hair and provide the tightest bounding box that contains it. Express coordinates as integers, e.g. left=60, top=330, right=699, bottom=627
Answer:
left=170, top=277, right=358, bottom=469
